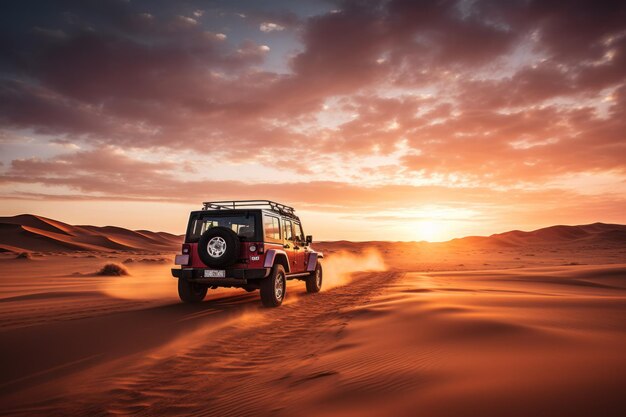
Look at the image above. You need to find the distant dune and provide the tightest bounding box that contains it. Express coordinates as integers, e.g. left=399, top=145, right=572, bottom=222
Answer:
left=0, top=214, right=182, bottom=253
left=460, top=223, right=626, bottom=247
left=1, top=215, right=624, bottom=255
left=315, top=222, right=626, bottom=254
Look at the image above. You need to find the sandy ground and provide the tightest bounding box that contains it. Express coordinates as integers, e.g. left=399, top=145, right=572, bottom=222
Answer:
left=0, top=247, right=625, bottom=416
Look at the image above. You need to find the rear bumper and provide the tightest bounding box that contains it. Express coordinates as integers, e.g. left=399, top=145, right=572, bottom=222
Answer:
left=171, top=267, right=270, bottom=284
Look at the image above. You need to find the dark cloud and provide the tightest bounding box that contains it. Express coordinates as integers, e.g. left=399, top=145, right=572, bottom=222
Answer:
left=525, top=0, right=626, bottom=62
left=0, top=79, right=108, bottom=135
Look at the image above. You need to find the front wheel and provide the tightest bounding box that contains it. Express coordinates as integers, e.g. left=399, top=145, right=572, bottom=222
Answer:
left=178, top=278, right=208, bottom=303
left=260, top=264, right=286, bottom=307
left=305, top=262, right=323, bottom=293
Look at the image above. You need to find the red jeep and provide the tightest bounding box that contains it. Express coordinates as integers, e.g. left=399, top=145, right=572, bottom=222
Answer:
left=172, top=200, right=323, bottom=307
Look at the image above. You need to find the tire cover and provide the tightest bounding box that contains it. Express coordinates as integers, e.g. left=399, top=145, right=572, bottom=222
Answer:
left=197, top=226, right=240, bottom=267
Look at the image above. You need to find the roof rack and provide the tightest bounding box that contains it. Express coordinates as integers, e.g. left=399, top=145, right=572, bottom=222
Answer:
left=202, top=200, right=299, bottom=219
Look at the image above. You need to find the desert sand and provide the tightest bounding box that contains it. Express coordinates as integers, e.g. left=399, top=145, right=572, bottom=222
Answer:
left=0, top=217, right=625, bottom=416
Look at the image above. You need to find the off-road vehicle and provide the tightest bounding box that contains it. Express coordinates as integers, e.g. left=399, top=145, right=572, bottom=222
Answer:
left=172, top=200, right=323, bottom=307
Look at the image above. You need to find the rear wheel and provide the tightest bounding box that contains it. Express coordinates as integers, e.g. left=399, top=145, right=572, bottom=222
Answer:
left=306, top=262, right=322, bottom=293
left=178, top=278, right=208, bottom=303
left=260, top=264, right=286, bottom=307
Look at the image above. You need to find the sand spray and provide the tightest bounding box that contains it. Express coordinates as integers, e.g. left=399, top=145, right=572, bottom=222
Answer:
left=320, top=248, right=387, bottom=290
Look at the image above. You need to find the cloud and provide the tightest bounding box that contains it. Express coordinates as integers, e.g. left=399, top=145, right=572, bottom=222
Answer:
left=1, top=145, right=621, bottom=211
left=175, top=15, right=198, bottom=26
left=0, top=0, right=624, bottom=229
left=260, top=22, right=285, bottom=32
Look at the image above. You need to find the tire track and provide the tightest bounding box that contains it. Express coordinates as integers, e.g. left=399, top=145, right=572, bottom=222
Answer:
left=35, top=271, right=404, bottom=416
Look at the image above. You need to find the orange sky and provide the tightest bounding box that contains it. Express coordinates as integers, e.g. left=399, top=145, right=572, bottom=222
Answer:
left=0, top=0, right=625, bottom=241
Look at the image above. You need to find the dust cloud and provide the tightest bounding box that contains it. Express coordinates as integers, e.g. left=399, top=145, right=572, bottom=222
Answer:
left=321, top=248, right=387, bottom=290
left=99, top=263, right=177, bottom=300
left=100, top=249, right=388, bottom=300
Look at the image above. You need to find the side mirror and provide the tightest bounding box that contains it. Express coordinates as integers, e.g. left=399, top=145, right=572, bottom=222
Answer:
left=306, top=235, right=313, bottom=244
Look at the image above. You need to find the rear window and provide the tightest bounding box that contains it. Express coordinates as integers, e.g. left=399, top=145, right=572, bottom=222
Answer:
left=188, top=213, right=257, bottom=242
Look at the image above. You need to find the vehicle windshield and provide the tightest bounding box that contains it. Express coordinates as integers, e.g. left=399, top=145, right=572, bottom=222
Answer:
left=188, top=214, right=257, bottom=241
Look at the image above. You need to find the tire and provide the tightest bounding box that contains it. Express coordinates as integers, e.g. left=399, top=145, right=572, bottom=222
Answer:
left=260, top=264, right=286, bottom=307
left=197, top=226, right=240, bottom=268
left=178, top=278, right=208, bottom=303
left=306, top=261, right=323, bottom=293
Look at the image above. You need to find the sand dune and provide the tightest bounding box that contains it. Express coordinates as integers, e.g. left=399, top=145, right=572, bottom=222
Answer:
left=0, top=214, right=182, bottom=253
left=0, top=214, right=75, bottom=236
left=453, top=222, right=626, bottom=248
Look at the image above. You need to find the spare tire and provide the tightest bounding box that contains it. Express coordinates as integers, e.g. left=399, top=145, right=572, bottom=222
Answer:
left=198, top=226, right=240, bottom=268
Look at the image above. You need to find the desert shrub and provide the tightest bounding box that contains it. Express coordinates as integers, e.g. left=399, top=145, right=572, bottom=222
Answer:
left=97, top=263, right=129, bottom=276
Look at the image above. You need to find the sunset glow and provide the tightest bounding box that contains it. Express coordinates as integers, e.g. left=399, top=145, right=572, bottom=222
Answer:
left=0, top=0, right=624, bottom=240
left=414, top=220, right=441, bottom=242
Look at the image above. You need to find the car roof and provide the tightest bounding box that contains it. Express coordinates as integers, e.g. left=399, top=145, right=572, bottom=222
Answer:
left=190, top=209, right=301, bottom=222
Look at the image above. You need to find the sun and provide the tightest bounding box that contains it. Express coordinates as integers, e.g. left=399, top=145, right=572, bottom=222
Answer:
left=415, top=220, right=443, bottom=242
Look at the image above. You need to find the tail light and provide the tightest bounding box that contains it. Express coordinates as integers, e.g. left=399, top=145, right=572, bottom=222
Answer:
left=257, top=243, right=264, bottom=254
left=175, top=243, right=191, bottom=266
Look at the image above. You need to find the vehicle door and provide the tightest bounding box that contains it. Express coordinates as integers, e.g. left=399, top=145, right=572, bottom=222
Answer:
left=291, top=221, right=306, bottom=273
left=282, top=219, right=297, bottom=273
